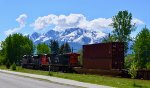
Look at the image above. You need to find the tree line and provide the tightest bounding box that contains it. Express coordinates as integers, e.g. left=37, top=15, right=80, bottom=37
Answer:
left=0, top=34, right=71, bottom=67
left=36, top=40, right=71, bottom=55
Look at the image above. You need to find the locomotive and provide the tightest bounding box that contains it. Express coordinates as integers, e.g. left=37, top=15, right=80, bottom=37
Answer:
left=21, top=53, right=80, bottom=72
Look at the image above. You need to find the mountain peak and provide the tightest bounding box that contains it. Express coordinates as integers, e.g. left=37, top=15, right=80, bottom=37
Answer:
left=30, top=28, right=106, bottom=51
left=30, top=32, right=41, bottom=41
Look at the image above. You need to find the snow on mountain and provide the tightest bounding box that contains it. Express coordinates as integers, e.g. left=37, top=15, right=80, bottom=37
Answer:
left=44, top=30, right=59, bottom=39
left=29, top=28, right=106, bottom=51
left=30, top=32, right=41, bottom=41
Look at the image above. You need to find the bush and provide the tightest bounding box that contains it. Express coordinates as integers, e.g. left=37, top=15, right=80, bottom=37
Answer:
left=0, top=56, right=5, bottom=65
left=0, top=59, right=2, bottom=66
left=124, top=54, right=135, bottom=69
left=129, top=62, right=137, bottom=79
left=128, top=61, right=138, bottom=87
left=11, top=63, right=16, bottom=70
left=6, top=60, right=10, bottom=69
left=146, top=62, right=150, bottom=69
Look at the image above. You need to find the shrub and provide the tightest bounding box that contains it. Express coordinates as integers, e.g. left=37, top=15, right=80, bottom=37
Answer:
left=0, top=56, right=5, bottom=65
left=124, top=54, right=135, bottom=69
left=11, top=63, right=16, bottom=70
left=6, top=60, right=10, bottom=69
left=0, top=59, right=2, bottom=66
left=146, top=62, right=150, bottom=69
left=128, top=61, right=138, bottom=87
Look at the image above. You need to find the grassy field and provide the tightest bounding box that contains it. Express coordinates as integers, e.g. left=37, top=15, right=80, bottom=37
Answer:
left=0, top=65, right=150, bottom=88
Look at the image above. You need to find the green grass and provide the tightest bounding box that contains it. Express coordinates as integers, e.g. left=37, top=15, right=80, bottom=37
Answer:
left=0, top=65, right=150, bottom=88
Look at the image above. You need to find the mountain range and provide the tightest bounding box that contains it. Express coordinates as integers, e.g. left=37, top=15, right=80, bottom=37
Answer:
left=29, top=28, right=106, bottom=52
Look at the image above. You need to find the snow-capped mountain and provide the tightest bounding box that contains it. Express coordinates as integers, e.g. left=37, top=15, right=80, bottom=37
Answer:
left=30, top=32, right=41, bottom=41
left=29, top=28, right=106, bottom=51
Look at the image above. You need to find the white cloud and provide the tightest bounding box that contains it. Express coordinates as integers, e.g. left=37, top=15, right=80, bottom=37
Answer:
left=31, top=14, right=112, bottom=32
left=5, top=14, right=27, bottom=36
left=78, top=18, right=112, bottom=31
left=16, top=14, right=27, bottom=27
left=5, top=27, right=23, bottom=36
left=132, top=18, right=144, bottom=25
left=31, top=14, right=144, bottom=32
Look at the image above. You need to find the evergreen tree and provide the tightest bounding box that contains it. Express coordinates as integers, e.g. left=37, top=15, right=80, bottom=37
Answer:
left=50, top=40, right=59, bottom=54
left=59, top=42, right=71, bottom=54
left=64, top=42, right=71, bottom=53
left=59, top=43, right=65, bottom=54
left=133, top=26, right=150, bottom=68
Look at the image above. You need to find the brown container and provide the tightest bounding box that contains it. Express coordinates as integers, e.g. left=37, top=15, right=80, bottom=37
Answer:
left=83, top=42, right=124, bottom=70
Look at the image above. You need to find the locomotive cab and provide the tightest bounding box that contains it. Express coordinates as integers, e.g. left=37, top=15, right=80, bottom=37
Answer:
left=21, top=55, right=33, bottom=68
left=67, top=53, right=80, bottom=67
left=58, top=53, right=80, bottom=67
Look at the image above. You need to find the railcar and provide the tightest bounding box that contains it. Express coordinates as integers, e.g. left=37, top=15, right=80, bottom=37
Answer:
left=74, top=42, right=125, bottom=76
left=21, top=55, right=34, bottom=68
left=21, top=53, right=80, bottom=72
left=83, top=42, right=124, bottom=70
left=49, top=53, right=80, bottom=72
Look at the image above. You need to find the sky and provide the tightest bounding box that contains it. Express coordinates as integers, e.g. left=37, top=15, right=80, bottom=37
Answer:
left=0, top=0, right=150, bottom=41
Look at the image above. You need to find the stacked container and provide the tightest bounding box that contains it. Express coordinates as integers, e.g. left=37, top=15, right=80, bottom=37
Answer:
left=83, top=42, right=124, bottom=70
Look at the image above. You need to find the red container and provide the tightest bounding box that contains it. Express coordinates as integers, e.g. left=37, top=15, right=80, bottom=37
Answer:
left=83, top=42, right=124, bottom=70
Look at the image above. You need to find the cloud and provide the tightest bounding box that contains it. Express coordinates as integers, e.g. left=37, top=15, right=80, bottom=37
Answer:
left=5, top=14, right=27, bottom=36
left=132, top=18, right=144, bottom=25
left=31, top=14, right=144, bottom=32
left=16, top=14, right=27, bottom=27
left=78, top=18, right=112, bottom=31
left=31, top=14, right=112, bottom=32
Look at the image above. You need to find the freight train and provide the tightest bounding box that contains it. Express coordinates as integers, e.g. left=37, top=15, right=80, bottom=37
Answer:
left=21, top=42, right=124, bottom=72
left=21, top=42, right=150, bottom=80
left=22, top=42, right=124, bottom=73
left=21, top=53, right=80, bottom=72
